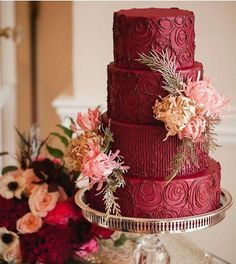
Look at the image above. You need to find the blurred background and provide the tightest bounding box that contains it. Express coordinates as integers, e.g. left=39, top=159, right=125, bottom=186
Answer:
left=0, top=1, right=235, bottom=263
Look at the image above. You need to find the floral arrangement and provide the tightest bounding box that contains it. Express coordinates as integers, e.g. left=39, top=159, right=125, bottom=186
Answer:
left=138, top=50, right=229, bottom=182
left=66, top=106, right=129, bottom=216
left=0, top=126, right=118, bottom=264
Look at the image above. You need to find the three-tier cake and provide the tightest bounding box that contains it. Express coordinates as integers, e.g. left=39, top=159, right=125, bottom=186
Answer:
left=88, top=7, right=221, bottom=218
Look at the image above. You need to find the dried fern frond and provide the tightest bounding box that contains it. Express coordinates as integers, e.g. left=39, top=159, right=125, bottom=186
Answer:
left=101, top=126, right=114, bottom=154
left=137, top=50, right=184, bottom=95
left=203, top=116, right=221, bottom=153
left=165, top=138, right=197, bottom=183
left=102, top=169, right=125, bottom=216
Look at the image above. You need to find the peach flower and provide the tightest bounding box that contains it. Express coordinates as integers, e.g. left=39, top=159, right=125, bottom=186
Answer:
left=66, top=131, right=101, bottom=171
left=28, top=184, right=59, bottom=217
left=153, top=95, right=197, bottom=138
left=76, top=106, right=101, bottom=131
left=178, top=116, right=206, bottom=142
left=184, top=78, right=229, bottom=118
left=23, top=168, right=40, bottom=195
left=0, top=169, right=25, bottom=199
left=16, top=212, right=43, bottom=234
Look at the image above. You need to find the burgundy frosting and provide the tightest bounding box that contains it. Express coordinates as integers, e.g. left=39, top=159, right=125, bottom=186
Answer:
left=107, top=62, right=203, bottom=124
left=113, top=8, right=195, bottom=70
left=88, top=159, right=221, bottom=218
left=103, top=113, right=209, bottom=179
left=87, top=8, right=222, bottom=219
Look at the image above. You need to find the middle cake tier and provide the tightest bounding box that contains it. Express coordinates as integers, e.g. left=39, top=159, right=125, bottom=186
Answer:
left=103, top=113, right=209, bottom=179
left=107, top=61, right=203, bottom=125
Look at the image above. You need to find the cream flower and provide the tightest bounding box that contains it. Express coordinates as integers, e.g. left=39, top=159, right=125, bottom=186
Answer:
left=3, top=242, right=22, bottom=264
left=0, top=228, right=20, bottom=259
left=153, top=95, right=197, bottom=138
left=0, top=170, right=26, bottom=199
left=28, top=184, right=59, bottom=217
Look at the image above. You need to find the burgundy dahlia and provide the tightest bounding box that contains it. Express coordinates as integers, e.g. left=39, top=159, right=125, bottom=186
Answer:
left=0, top=196, right=29, bottom=231
left=20, top=224, right=74, bottom=264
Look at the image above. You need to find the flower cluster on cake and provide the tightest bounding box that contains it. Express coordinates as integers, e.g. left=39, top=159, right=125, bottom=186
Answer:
left=0, top=126, right=114, bottom=264
left=67, top=8, right=229, bottom=219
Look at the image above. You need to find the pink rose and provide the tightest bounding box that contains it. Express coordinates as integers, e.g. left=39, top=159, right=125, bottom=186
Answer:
left=76, top=107, right=101, bottom=131
left=185, top=79, right=229, bottom=118
left=23, top=169, right=40, bottom=195
left=16, top=212, right=43, bottom=234
left=76, top=238, right=99, bottom=258
left=28, top=184, right=59, bottom=217
left=178, top=116, right=206, bottom=142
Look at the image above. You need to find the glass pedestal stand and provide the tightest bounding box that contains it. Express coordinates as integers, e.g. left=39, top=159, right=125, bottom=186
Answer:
left=75, top=189, right=232, bottom=264
left=133, top=235, right=170, bottom=264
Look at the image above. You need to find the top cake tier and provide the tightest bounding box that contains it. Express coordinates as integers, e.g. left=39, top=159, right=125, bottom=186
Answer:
left=113, top=8, right=195, bottom=70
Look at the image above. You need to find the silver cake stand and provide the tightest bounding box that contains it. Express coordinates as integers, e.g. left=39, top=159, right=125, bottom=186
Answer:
left=75, top=188, right=232, bottom=264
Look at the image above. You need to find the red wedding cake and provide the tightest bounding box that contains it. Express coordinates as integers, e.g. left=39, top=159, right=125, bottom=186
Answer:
left=88, top=8, right=221, bottom=218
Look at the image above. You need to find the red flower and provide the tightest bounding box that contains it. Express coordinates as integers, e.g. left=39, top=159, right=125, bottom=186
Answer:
left=75, top=238, right=99, bottom=258
left=0, top=196, right=29, bottom=231
left=45, top=200, right=82, bottom=226
left=20, top=224, right=74, bottom=264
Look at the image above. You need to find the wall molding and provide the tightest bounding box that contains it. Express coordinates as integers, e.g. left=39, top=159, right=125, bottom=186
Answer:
left=0, top=85, right=12, bottom=109
left=52, top=95, right=106, bottom=126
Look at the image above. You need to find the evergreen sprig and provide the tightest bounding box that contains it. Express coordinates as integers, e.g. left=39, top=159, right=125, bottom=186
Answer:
left=102, top=169, right=125, bottom=216
left=137, top=50, right=184, bottom=95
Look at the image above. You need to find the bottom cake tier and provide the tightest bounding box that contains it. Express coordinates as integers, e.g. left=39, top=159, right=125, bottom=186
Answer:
left=87, top=159, right=221, bottom=218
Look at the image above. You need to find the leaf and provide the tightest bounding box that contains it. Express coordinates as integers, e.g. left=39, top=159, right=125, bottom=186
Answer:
left=66, top=116, right=76, bottom=125
left=15, top=127, right=30, bottom=147
left=50, top=132, right=69, bottom=147
left=37, top=135, right=51, bottom=156
left=0, top=151, right=9, bottom=156
left=46, top=145, right=64, bottom=158
left=114, top=233, right=128, bottom=247
left=56, top=124, right=73, bottom=138
left=2, top=166, right=18, bottom=175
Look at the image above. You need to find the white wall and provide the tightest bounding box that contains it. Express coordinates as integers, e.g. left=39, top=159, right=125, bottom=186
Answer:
left=55, top=2, right=236, bottom=262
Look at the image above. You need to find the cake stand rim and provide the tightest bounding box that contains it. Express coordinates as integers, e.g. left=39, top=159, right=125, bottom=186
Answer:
left=75, top=188, right=233, bottom=234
